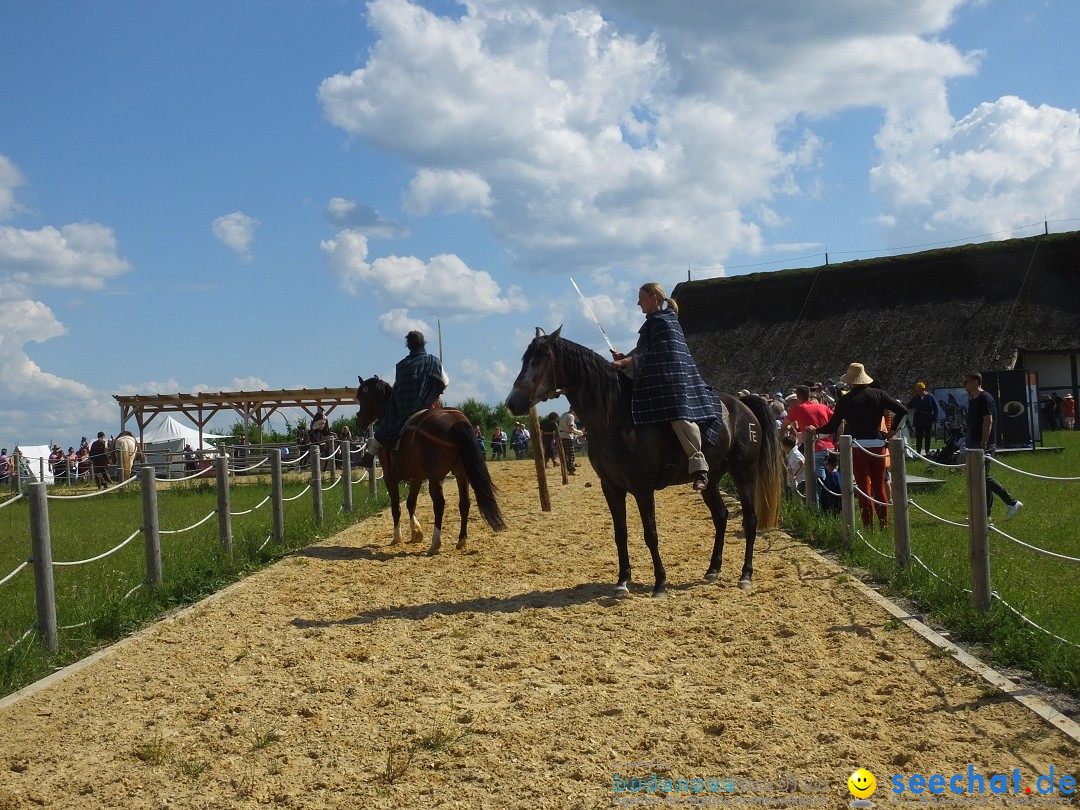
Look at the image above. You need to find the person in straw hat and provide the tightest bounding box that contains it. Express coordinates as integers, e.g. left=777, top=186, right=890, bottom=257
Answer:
left=807, top=362, right=907, bottom=529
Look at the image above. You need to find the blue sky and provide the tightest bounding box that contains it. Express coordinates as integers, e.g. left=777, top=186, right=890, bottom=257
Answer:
left=2, top=0, right=1079, bottom=444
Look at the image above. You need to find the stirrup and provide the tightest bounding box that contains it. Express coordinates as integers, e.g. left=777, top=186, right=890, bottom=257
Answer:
left=692, top=471, right=709, bottom=491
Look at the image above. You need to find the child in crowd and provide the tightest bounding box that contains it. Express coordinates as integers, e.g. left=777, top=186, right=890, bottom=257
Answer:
left=820, top=452, right=842, bottom=514
left=781, top=434, right=805, bottom=499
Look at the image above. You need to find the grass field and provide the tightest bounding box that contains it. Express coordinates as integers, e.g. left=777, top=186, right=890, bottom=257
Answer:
left=781, top=429, right=1080, bottom=694
left=0, top=470, right=388, bottom=697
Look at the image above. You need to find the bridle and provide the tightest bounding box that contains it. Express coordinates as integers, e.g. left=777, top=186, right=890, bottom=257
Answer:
left=356, top=381, right=390, bottom=426
left=511, top=343, right=564, bottom=404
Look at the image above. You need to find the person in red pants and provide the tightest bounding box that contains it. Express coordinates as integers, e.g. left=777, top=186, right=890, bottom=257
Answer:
left=808, top=363, right=908, bottom=529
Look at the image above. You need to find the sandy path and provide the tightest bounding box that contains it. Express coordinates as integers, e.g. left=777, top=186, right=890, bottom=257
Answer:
left=0, top=460, right=1076, bottom=809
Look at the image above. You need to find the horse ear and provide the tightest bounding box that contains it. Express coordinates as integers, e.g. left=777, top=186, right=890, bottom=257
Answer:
left=535, top=327, right=545, bottom=338
left=551, top=325, right=563, bottom=339
left=358, top=375, right=362, bottom=384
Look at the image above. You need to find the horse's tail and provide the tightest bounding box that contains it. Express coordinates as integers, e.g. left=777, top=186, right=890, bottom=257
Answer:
left=740, top=394, right=782, bottom=530
left=451, top=421, right=506, bottom=532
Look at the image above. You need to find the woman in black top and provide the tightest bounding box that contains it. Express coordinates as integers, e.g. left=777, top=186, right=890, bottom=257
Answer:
left=809, top=363, right=907, bottom=529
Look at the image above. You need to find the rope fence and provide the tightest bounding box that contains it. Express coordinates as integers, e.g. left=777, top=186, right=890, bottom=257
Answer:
left=794, top=432, right=1079, bottom=652
left=1, top=441, right=378, bottom=656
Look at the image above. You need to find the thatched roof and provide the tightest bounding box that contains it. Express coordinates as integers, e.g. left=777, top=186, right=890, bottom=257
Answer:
left=672, top=230, right=1080, bottom=396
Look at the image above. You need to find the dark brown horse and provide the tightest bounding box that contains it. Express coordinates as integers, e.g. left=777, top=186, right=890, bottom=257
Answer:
left=506, top=328, right=782, bottom=596
left=356, top=376, right=505, bottom=554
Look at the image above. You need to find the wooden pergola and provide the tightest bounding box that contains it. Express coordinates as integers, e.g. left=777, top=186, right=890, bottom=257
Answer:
left=114, top=387, right=358, bottom=444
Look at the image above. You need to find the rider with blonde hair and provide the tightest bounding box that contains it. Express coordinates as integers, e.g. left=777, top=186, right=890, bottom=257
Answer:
left=611, top=282, right=720, bottom=491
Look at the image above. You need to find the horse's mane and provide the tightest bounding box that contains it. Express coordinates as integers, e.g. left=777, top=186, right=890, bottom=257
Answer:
left=359, top=376, right=393, bottom=401
left=545, top=334, right=630, bottom=425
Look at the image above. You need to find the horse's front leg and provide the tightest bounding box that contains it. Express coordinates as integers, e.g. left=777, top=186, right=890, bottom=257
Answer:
left=389, top=480, right=403, bottom=545
left=406, top=482, right=424, bottom=545
left=455, top=469, right=470, bottom=550
left=701, top=483, right=730, bottom=583
left=600, top=481, right=632, bottom=595
left=632, top=490, right=667, bottom=598
left=426, top=478, right=445, bottom=556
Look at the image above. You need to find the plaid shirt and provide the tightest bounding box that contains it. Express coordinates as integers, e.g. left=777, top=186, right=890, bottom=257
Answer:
left=375, top=349, right=446, bottom=446
left=630, top=308, right=721, bottom=426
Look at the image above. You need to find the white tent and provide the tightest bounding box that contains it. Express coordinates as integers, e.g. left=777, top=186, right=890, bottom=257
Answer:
left=141, top=416, right=227, bottom=450
left=14, top=445, right=55, bottom=484
left=140, top=417, right=227, bottom=480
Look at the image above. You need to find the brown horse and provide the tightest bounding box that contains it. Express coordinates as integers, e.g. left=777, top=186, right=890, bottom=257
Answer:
left=356, top=376, right=505, bottom=554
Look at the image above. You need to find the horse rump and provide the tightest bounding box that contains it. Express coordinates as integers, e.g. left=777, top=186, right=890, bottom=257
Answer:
left=450, top=421, right=506, bottom=532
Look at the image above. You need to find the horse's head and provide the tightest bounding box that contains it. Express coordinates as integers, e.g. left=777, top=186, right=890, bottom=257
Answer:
left=356, top=375, right=393, bottom=429
left=506, top=326, right=563, bottom=416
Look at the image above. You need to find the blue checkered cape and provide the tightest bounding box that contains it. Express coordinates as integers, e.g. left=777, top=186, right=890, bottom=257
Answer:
left=375, top=349, right=446, bottom=446
left=630, top=308, right=721, bottom=428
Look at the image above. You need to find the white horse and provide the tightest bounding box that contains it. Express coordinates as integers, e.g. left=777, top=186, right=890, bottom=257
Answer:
left=114, top=433, right=139, bottom=480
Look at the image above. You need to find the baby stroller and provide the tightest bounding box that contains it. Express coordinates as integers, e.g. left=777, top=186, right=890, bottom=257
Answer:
left=928, top=420, right=965, bottom=466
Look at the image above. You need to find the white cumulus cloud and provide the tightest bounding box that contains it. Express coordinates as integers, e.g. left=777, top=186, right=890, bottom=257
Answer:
left=212, top=211, right=260, bottom=259
left=404, top=169, right=492, bottom=216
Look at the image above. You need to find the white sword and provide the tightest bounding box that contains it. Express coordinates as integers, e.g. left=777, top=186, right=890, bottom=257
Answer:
left=570, top=277, right=616, bottom=353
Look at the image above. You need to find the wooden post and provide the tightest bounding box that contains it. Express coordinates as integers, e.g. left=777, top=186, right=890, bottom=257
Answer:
left=367, top=428, right=378, bottom=497
left=270, top=449, right=284, bottom=544
left=966, top=449, right=991, bottom=611
left=139, top=465, right=162, bottom=588
left=310, top=444, right=324, bottom=525
left=839, top=435, right=855, bottom=549
left=555, top=425, right=569, bottom=485
left=215, top=455, right=233, bottom=557
left=28, top=483, right=58, bottom=652
left=802, top=430, right=817, bottom=510
left=889, top=437, right=910, bottom=569
left=528, top=406, right=551, bottom=512
left=341, top=439, right=353, bottom=513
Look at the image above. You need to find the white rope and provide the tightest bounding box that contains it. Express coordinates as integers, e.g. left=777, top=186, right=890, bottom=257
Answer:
left=853, top=529, right=893, bottom=560
left=851, top=439, right=888, bottom=456
left=989, top=524, right=1080, bottom=564
left=228, top=456, right=269, bottom=474
left=988, top=454, right=1080, bottom=481
left=230, top=494, right=271, bottom=516
left=123, top=582, right=144, bottom=600
left=0, top=559, right=30, bottom=587
left=282, top=484, right=311, bottom=502
left=992, top=592, right=1080, bottom=650
left=321, top=475, right=343, bottom=492
left=157, top=466, right=215, bottom=482
left=59, top=618, right=92, bottom=630
left=283, top=450, right=310, bottom=466
left=53, top=528, right=141, bottom=566
left=256, top=532, right=273, bottom=552
left=160, top=509, right=217, bottom=535
left=0, top=493, right=25, bottom=509
left=49, top=475, right=137, bottom=499
left=852, top=481, right=892, bottom=507
left=3, top=626, right=35, bottom=655
left=908, top=498, right=969, bottom=529
left=910, top=552, right=972, bottom=594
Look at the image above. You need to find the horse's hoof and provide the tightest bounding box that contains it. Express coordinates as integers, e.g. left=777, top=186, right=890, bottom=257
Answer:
left=455, top=540, right=467, bottom=551
left=651, top=587, right=668, bottom=599
left=614, top=582, right=630, bottom=597
left=704, top=571, right=719, bottom=583
left=427, top=544, right=441, bottom=557
left=738, top=578, right=752, bottom=591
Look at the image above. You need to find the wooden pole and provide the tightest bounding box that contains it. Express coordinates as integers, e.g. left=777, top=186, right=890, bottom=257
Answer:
left=271, top=449, right=284, bottom=544
left=839, top=435, right=854, bottom=549
left=215, top=455, right=233, bottom=557
left=888, top=437, right=910, bottom=569
left=966, top=449, right=991, bottom=611
left=341, top=439, right=353, bottom=513
left=140, top=465, right=162, bottom=588
left=310, top=444, right=324, bottom=525
left=528, top=406, right=551, bottom=512
left=28, top=483, right=58, bottom=652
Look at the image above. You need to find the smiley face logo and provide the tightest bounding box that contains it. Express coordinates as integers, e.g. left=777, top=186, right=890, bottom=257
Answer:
left=848, top=769, right=877, bottom=799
